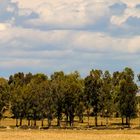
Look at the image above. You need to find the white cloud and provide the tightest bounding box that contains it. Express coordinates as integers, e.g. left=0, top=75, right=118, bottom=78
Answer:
left=11, top=0, right=111, bottom=27
left=1, top=26, right=140, bottom=58
left=111, top=0, right=140, bottom=25
left=0, top=23, right=8, bottom=31
left=121, top=0, right=140, bottom=8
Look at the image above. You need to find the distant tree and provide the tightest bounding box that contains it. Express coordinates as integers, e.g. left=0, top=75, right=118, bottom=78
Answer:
left=111, top=71, right=122, bottom=119
left=99, top=70, right=113, bottom=127
left=63, top=72, right=84, bottom=127
left=9, top=72, right=26, bottom=126
left=25, top=73, right=48, bottom=126
left=50, top=71, right=65, bottom=127
left=84, top=69, right=103, bottom=127
left=0, top=78, right=10, bottom=120
left=118, top=68, right=138, bottom=127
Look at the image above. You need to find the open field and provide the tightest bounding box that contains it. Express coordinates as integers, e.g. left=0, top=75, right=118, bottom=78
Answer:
left=1, top=118, right=140, bottom=140
left=1, top=117, right=140, bottom=128
left=0, top=129, right=140, bottom=140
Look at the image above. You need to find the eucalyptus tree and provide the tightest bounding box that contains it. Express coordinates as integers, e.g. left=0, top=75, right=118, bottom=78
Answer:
left=63, top=71, right=84, bottom=126
left=0, top=78, right=10, bottom=120
left=50, top=71, right=65, bottom=127
left=9, top=72, right=27, bottom=126
left=25, top=73, right=49, bottom=126
left=99, top=70, right=113, bottom=127
left=84, top=69, right=103, bottom=127
left=118, top=68, right=138, bottom=127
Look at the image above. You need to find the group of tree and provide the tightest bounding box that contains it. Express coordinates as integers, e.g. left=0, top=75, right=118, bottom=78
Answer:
left=0, top=67, right=139, bottom=128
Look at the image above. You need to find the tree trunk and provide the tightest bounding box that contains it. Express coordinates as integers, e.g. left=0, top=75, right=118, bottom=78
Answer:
left=87, top=109, right=90, bottom=127
left=126, top=117, right=128, bottom=126
left=69, top=115, right=74, bottom=127
left=41, top=119, right=44, bottom=127
left=19, top=118, right=22, bottom=126
left=48, top=118, right=51, bottom=127
left=57, top=117, right=60, bottom=127
left=125, top=117, right=131, bottom=128
left=95, top=115, right=98, bottom=127
left=65, top=114, right=69, bottom=127
left=16, top=119, right=18, bottom=127
left=28, top=119, right=30, bottom=126
left=106, top=117, right=108, bottom=128
left=34, top=120, right=36, bottom=126
left=79, top=114, right=83, bottom=123
left=122, top=117, right=124, bottom=126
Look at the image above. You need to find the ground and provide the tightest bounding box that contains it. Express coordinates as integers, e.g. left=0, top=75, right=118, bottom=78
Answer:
left=0, top=129, right=140, bottom=140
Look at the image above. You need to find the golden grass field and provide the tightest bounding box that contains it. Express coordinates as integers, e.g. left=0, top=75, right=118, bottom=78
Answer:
left=0, top=129, right=140, bottom=140
left=1, top=117, right=140, bottom=140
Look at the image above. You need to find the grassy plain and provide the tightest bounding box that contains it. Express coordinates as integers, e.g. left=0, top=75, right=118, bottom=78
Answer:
left=0, top=117, right=140, bottom=140
left=0, top=129, right=140, bottom=140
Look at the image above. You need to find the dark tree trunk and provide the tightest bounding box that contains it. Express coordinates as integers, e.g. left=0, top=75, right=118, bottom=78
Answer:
left=34, top=120, right=36, bottom=126
left=79, top=114, right=83, bottom=123
left=87, top=109, right=90, bottom=127
left=28, top=119, right=31, bottom=126
left=65, top=113, right=69, bottom=127
left=126, top=117, right=128, bottom=126
left=69, top=116, right=74, bottom=127
left=16, top=119, right=18, bottom=127
left=128, top=117, right=131, bottom=128
left=41, top=119, right=44, bottom=127
left=19, top=118, right=22, bottom=126
left=122, top=117, right=124, bottom=126
left=106, top=117, right=109, bottom=128
left=126, top=117, right=130, bottom=127
left=95, top=115, right=98, bottom=127
left=57, top=117, right=60, bottom=127
left=48, top=118, right=51, bottom=127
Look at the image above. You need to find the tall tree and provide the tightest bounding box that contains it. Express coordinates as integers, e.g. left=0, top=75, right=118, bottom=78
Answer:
left=25, top=73, right=48, bottom=126
left=118, top=67, right=138, bottom=127
left=0, top=78, right=9, bottom=120
left=63, top=72, right=84, bottom=127
left=84, top=69, right=103, bottom=127
left=50, top=71, right=65, bottom=127
left=9, top=72, right=26, bottom=126
left=99, top=70, right=113, bottom=127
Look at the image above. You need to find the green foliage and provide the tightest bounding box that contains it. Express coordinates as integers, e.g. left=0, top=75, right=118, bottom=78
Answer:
left=0, top=67, right=137, bottom=127
left=0, top=78, right=10, bottom=119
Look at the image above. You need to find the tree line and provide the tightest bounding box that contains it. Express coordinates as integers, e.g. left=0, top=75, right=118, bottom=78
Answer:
left=0, top=67, right=139, bottom=128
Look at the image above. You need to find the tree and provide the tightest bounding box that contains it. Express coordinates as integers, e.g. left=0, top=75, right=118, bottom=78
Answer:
left=9, top=72, right=26, bottom=126
left=0, top=78, right=9, bottom=120
left=63, top=72, right=84, bottom=127
left=99, top=70, right=113, bottom=127
left=50, top=71, right=65, bottom=127
left=25, top=73, right=49, bottom=126
left=84, top=69, right=103, bottom=127
left=118, top=67, right=138, bottom=127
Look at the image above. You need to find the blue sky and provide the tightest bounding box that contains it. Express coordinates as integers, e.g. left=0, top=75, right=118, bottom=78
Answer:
left=0, top=0, right=140, bottom=78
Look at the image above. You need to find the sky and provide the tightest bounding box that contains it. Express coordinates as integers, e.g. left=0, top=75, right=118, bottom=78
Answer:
left=0, top=0, right=140, bottom=78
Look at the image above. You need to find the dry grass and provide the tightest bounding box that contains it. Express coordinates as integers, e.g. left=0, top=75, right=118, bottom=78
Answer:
left=0, top=129, right=140, bottom=140
left=1, top=118, right=140, bottom=140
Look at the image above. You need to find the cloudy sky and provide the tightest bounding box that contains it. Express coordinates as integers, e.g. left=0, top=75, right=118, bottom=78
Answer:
left=0, top=0, right=140, bottom=78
